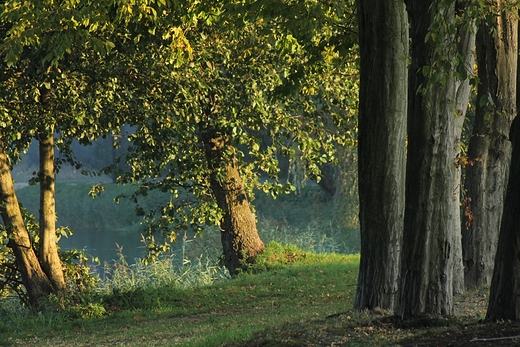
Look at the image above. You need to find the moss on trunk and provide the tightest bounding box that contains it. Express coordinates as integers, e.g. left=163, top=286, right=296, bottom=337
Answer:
left=202, top=129, right=265, bottom=276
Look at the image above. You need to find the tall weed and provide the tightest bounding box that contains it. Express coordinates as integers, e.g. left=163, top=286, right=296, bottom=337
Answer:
left=259, top=224, right=356, bottom=254
left=101, top=236, right=229, bottom=294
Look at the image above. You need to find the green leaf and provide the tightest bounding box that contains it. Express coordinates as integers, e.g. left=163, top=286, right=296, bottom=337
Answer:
left=422, top=65, right=430, bottom=77
left=487, top=92, right=496, bottom=107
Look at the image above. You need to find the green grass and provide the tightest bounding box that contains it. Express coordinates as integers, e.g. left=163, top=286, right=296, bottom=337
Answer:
left=2, top=182, right=369, bottom=346
left=3, top=182, right=503, bottom=346
left=0, top=244, right=360, bottom=347
left=0, top=242, right=496, bottom=347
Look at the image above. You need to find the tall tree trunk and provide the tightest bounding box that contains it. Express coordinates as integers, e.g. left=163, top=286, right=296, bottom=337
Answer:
left=38, top=126, right=66, bottom=291
left=486, top=6, right=520, bottom=322
left=0, top=138, right=54, bottom=306
left=354, top=0, right=408, bottom=311
left=486, top=113, right=520, bottom=321
left=462, top=6, right=518, bottom=289
left=451, top=8, right=477, bottom=296
left=399, top=0, right=472, bottom=319
left=201, top=129, right=265, bottom=276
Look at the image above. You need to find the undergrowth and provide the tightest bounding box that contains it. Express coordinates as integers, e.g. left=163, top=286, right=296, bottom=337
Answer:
left=0, top=183, right=363, bottom=345
left=0, top=238, right=340, bottom=321
left=0, top=241, right=495, bottom=347
left=0, top=242, right=360, bottom=347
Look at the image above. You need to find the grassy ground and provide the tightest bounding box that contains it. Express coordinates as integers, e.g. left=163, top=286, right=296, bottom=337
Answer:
left=0, top=246, right=359, bottom=346
left=0, top=243, right=518, bottom=347
left=5, top=183, right=519, bottom=346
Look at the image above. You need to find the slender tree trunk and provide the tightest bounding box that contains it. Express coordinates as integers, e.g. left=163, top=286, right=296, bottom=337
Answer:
left=201, top=129, right=265, bottom=276
left=486, top=114, right=520, bottom=321
left=0, top=138, right=54, bottom=306
left=463, top=6, right=518, bottom=289
left=354, top=0, right=408, bottom=311
left=38, top=126, right=66, bottom=291
left=452, top=9, right=477, bottom=296
left=399, top=0, right=472, bottom=319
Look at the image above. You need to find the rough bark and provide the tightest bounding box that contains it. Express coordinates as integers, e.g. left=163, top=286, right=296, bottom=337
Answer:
left=201, top=130, right=265, bottom=276
left=399, top=0, right=472, bottom=319
left=354, top=0, right=408, bottom=311
left=486, top=114, right=520, bottom=321
left=462, top=7, right=518, bottom=289
left=38, top=126, right=66, bottom=291
left=451, top=11, right=477, bottom=296
left=0, top=138, right=54, bottom=306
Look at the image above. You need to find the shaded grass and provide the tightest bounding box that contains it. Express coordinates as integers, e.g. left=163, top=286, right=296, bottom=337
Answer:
left=0, top=246, right=359, bottom=347
left=6, top=182, right=502, bottom=347
left=0, top=245, right=502, bottom=347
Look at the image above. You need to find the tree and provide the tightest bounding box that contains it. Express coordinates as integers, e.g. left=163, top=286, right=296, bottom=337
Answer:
left=201, top=128, right=266, bottom=275
left=0, top=0, right=147, bottom=304
left=0, top=39, right=70, bottom=304
left=113, top=1, right=358, bottom=275
left=462, top=2, right=518, bottom=289
left=398, top=0, right=475, bottom=319
left=451, top=2, right=477, bottom=296
left=1, top=0, right=358, bottom=289
left=37, top=111, right=67, bottom=292
left=0, top=137, right=56, bottom=306
left=486, top=108, right=520, bottom=321
left=354, top=0, right=408, bottom=311
left=485, top=3, right=519, bottom=322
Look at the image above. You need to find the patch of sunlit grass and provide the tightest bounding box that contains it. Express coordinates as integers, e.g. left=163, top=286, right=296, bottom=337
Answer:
left=0, top=248, right=359, bottom=347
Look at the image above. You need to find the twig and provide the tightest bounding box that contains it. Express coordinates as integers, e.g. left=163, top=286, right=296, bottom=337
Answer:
left=471, top=335, right=520, bottom=342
